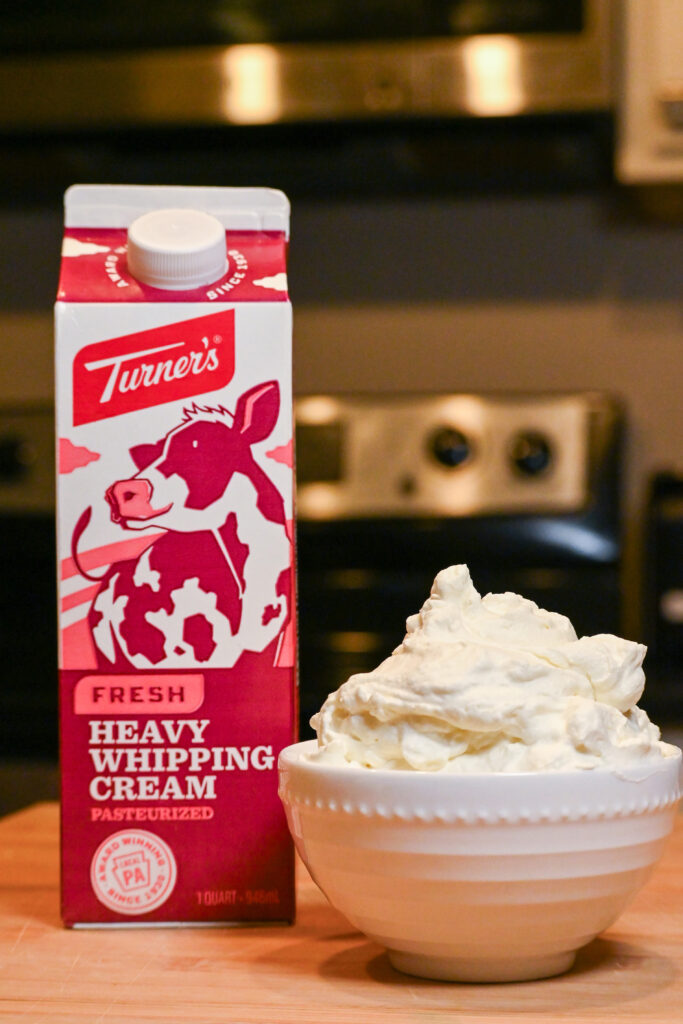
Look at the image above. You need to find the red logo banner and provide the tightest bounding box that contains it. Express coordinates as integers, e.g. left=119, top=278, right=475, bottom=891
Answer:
left=73, top=310, right=235, bottom=425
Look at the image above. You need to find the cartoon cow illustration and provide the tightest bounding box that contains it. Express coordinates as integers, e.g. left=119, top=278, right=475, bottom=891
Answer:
left=72, top=381, right=291, bottom=670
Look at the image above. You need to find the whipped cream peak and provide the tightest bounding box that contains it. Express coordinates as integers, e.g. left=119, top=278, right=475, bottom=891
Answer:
left=404, top=564, right=578, bottom=649
left=310, top=565, right=676, bottom=773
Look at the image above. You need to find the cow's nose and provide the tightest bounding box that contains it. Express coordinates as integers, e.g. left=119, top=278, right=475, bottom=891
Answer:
left=110, top=478, right=155, bottom=519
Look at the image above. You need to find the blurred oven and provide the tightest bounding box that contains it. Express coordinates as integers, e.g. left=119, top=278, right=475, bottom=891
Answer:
left=295, top=391, right=623, bottom=736
left=643, top=472, right=683, bottom=719
left=0, top=392, right=627, bottom=754
left=0, top=405, right=56, bottom=758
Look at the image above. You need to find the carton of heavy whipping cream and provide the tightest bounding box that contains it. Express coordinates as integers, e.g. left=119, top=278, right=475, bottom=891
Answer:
left=55, top=185, right=296, bottom=925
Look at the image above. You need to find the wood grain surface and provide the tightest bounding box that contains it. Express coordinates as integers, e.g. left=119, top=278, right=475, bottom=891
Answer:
left=0, top=802, right=682, bottom=1023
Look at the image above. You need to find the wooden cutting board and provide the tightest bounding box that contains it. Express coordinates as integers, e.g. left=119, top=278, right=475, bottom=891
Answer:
left=0, top=802, right=682, bottom=1023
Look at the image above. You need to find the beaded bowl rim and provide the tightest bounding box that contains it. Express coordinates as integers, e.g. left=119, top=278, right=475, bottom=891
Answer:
left=279, top=740, right=682, bottom=824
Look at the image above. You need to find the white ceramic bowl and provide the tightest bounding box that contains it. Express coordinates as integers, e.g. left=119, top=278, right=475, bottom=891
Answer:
left=279, top=740, right=681, bottom=983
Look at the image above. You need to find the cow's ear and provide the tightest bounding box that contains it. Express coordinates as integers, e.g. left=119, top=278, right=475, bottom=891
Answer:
left=234, top=381, right=280, bottom=442
left=129, top=439, right=165, bottom=471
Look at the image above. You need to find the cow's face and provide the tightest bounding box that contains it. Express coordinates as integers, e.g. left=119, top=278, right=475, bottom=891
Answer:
left=106, top=381, right=281, bottom=534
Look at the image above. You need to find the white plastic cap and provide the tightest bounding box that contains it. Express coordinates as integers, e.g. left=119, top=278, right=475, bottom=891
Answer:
left=127, top=208, right=227, bottom=289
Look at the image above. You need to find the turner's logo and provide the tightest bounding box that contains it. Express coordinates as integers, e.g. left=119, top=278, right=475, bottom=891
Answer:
left=73, top=310, right=235, bottom=425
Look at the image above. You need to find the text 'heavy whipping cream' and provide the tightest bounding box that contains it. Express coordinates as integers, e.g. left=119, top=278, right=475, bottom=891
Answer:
left=56, top=186, right=296, bottom=926
left=311, top=565, right=677, bottom=773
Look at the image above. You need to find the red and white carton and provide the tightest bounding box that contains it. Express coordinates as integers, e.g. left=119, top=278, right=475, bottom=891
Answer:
left=55, top=185, right=297, bottom=926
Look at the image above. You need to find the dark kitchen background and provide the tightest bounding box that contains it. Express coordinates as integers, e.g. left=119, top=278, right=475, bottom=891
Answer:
left=0, top=1, right=682, bottom=812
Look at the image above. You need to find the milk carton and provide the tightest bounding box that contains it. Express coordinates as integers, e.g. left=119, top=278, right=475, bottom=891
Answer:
left=55, top=186, right=296, bottom=925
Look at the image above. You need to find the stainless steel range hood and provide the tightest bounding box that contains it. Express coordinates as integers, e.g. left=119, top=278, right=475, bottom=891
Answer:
left=0, top=5, right=611, bottom=132
left=6, top=1, right=680, bottom=200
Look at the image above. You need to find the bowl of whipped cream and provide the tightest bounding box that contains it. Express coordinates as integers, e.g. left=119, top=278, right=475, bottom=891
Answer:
left=278, top=565, right=681, bottom=983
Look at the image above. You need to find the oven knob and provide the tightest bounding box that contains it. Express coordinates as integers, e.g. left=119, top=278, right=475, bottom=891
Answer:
left=430, top=427, right=471, bottom=468
left=510, top=431, right=553, bottom=476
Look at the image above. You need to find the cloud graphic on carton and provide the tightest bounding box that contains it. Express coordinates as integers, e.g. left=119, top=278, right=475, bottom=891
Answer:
left=59, top=437, right=101, bottom=474
left=253, top=273, right=288, bottom=291
left=266, top=439, right=293, bottom=468
left=62, top=238, right=111, bottom=257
